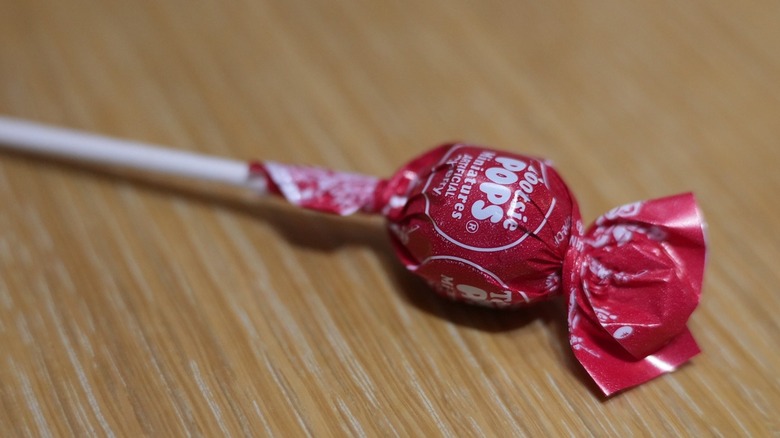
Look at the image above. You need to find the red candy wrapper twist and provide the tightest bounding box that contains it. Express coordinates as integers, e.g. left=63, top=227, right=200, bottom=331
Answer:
left=252, top=143, right=706, bottom=396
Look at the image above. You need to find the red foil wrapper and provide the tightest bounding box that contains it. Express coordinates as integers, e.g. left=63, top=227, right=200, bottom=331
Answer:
left=251, top=143, right=706, bottom=396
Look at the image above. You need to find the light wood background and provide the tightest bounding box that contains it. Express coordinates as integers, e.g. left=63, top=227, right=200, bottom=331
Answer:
left=1, top=0, right=778, bottom=436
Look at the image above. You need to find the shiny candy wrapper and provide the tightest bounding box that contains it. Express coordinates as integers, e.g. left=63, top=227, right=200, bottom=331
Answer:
left=252, top=143, right=706, bottom=396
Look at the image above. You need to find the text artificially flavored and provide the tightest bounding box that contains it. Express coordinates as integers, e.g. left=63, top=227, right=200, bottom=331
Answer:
left=252, top=143, right=706, bottom=396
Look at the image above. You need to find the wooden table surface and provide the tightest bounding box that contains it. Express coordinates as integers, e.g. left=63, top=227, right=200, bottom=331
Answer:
left=1, top=0, right=778, bottom=436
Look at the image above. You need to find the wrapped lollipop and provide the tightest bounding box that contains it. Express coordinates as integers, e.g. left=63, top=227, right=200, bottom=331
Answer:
left=0, top=117, right=706, bottom=395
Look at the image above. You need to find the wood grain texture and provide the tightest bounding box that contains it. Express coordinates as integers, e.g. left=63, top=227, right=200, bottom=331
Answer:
left=1, top=0, right=778, bottom=436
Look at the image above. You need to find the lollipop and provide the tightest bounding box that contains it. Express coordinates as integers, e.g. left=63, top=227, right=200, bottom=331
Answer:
left=0, top=117, right=706, bottom=395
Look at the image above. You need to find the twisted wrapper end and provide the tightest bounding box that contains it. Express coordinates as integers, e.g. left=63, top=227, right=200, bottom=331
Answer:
left=249, top=146, right=451, bottom=217
left=563, top=193, right=707, bottom=396
left=249, top=161, right=385, bottom=215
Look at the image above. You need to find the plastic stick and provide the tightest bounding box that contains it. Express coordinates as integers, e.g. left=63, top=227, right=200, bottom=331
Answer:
left=0, top=116, right=266, bottom=192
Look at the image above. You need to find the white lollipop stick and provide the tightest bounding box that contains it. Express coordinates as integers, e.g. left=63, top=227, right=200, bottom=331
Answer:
left=0, top=116, right=267, bottom=193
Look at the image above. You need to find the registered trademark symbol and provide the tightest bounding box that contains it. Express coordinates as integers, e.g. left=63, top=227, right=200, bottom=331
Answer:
left=466, top=220, right=479, bottom=233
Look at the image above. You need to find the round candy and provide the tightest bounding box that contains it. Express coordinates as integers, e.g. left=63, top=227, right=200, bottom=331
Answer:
left=377, top=144, right=574, bottom=308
